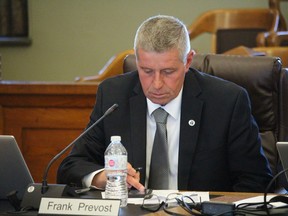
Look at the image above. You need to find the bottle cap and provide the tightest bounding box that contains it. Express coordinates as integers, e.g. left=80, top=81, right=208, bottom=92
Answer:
left=111, top=136, right=121, bottom=142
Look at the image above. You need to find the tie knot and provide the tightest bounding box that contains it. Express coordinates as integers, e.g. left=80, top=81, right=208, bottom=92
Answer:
left=153, top=108, right=168, bottom=124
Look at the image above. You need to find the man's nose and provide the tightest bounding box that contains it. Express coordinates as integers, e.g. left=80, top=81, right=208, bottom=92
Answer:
left=153, top=72, right=164, bottom=89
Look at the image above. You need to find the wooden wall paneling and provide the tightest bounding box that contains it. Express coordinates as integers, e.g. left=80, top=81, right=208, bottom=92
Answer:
left=0, top=81, right=98, bottom=183
left=3, top=107, right=92, bottom=183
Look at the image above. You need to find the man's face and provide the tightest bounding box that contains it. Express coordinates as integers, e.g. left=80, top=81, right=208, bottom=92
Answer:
left=136, top=48, right=193, bottom=105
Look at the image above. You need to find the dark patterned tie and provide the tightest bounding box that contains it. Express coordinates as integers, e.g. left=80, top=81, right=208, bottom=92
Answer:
left=148, top=108, right=169, bottom=189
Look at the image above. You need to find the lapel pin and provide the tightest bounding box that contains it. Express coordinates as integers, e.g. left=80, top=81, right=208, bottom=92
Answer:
left=188, top=119, right=195, bottom=127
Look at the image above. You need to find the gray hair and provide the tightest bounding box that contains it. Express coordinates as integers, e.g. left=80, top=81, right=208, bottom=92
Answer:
left=134, top=15, right=190, bottom=63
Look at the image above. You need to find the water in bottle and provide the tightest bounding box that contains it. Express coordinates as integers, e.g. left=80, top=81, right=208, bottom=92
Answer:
left=104, top=136, right=128, bottom=207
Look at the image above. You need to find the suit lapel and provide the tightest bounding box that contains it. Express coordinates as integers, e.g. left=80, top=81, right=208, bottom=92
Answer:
left=129, top=81, right=147, bottom=185
left=178, top=71, right=204, bottom=190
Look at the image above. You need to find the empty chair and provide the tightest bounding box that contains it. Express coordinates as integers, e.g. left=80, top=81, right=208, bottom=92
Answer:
left=188, top=8, right=280, bottom=53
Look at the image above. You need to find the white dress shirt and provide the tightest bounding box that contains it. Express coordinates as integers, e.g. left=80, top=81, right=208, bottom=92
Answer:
left=146, top=87, right=182, bottom=189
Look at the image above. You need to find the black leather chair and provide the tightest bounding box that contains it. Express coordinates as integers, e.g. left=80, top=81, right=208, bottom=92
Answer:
left=123, top=53, right=288, bottom=190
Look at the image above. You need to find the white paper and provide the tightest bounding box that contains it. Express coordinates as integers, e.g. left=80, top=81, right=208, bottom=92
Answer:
left=234, top=195, right=288, bottom=209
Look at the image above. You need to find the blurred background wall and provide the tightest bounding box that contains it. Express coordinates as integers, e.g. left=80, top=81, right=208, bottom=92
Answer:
left=0, top=0, right=287, bottom=81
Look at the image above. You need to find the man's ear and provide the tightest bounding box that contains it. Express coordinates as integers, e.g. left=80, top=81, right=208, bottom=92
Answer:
left=185, top=50, right=195, bottom=72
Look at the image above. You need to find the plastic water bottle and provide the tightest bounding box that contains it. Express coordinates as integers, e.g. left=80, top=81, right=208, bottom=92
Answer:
left=104, top=136, right=128, bottom=207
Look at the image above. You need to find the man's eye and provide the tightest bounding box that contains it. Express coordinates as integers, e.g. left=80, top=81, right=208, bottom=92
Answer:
left=162, top=69, right=175, bottom=74
left=143, top=69, right=153, bottom=74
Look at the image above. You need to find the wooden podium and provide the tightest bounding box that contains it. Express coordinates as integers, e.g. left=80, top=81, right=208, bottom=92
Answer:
left=0, top=81, right=98, bottom=183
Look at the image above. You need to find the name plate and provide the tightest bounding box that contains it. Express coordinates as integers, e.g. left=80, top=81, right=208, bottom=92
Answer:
left=38, top=197, right=120, bottom=215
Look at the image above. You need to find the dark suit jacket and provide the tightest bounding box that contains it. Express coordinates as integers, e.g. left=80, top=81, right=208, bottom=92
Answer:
left=57, top=69, right=273, bottom=192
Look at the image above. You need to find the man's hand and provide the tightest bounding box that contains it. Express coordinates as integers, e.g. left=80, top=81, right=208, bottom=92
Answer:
left=91, top=162, right=145, bottom=192
left=127, top=163, right=145, bottom=192
left=91, top=170, right=107, bottom=189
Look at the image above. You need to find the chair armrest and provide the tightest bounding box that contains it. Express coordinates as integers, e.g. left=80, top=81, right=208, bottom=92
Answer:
left=75, top=49, right=134, bottom=82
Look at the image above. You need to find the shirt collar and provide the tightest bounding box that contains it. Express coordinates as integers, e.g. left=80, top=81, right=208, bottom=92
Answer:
left=147, top=87, right=183, bottom=120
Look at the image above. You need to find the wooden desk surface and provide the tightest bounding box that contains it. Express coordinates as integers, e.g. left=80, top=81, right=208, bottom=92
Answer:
left=210, top=191, right=263, bottom=202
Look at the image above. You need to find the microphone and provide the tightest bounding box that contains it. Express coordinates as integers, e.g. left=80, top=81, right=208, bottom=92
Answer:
left=21, top=103, right=119, bottom=210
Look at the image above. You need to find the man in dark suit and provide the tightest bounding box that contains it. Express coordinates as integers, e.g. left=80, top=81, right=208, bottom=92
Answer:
left=57, top=15, right=273, bottom=192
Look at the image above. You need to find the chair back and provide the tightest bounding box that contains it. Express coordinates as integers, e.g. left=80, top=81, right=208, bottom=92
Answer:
left=203, top=55, right=284, bottom=174
left=188, top=9, right=280, bottom=53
